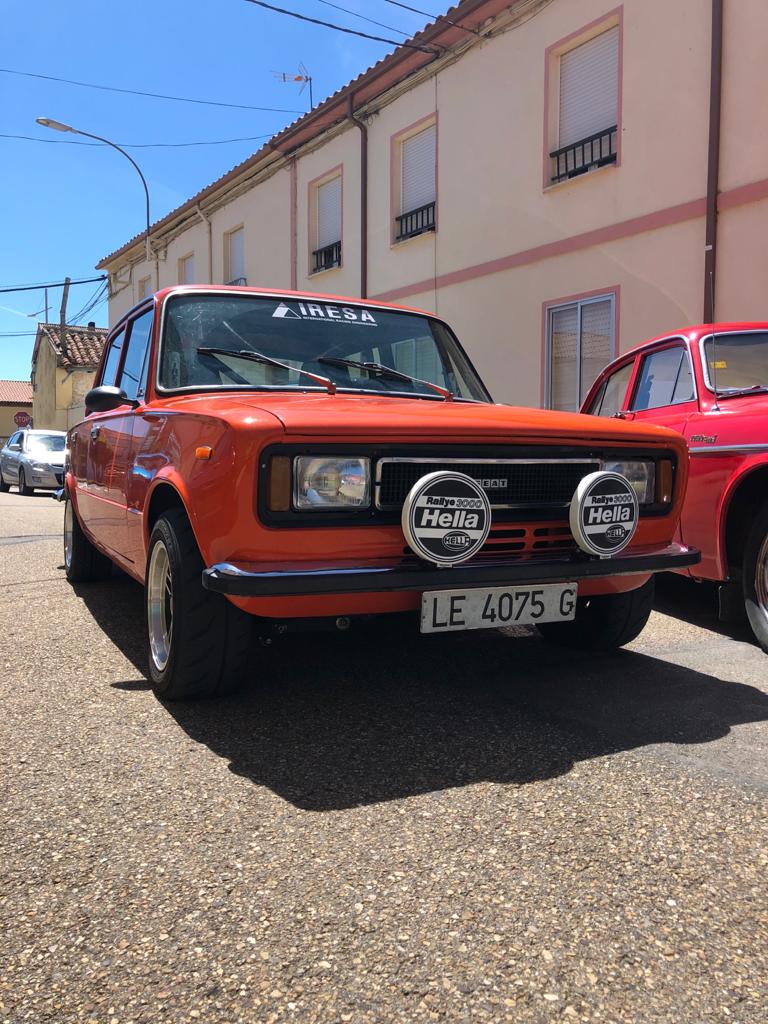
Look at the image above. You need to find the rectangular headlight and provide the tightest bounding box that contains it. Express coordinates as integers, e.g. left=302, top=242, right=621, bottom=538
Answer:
left=603, top=459, right=656, bottom=505
left=294, top=456, right=371, bottom=510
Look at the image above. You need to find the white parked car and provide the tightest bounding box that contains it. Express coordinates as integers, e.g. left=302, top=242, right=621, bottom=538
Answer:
left=0, top=429, right=67, bottom=494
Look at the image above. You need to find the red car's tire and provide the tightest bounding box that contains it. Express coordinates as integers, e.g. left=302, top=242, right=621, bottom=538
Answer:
left=536, top=577, right=655, bottom=651
left=742, top=500, right=768, bottom=654
left=145, top=509, right=252, bottom=700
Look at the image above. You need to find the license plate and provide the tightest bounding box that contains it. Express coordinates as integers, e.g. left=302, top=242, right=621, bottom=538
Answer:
left=420, top=582, right=577, bottom=633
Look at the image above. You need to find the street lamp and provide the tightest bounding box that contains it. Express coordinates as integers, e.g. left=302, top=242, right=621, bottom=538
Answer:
left=36, top=117, right=153, bottom=263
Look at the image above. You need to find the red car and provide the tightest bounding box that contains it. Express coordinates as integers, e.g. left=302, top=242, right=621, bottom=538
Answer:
left=583, top=322, right=768, bottom=652
left=63, top=286, right=696, bottom=699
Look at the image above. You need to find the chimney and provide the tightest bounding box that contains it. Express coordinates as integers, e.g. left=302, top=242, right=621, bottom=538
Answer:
left=87, top=321, right=96, bottom=329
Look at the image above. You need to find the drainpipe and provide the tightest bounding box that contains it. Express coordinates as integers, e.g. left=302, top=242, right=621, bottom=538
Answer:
left=703, top=0, right=724, bottom=322
left=195, top=204, right=213, bottom=283
left=347, top=95, right=368, bottom=299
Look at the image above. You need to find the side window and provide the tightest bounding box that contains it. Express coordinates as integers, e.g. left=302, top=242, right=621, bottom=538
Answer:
left=632, top=346, right=694, bottom=411
left=100, top=328, right=126, bottom=387
left=7, top=431, right=21, bottom=448
left=589, top=360, right=634, bottom=416
left=118, top=310, right=154, bottom=401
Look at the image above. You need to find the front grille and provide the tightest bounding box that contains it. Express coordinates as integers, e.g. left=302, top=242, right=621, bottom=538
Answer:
left=377, top=458, right=600, bottom=510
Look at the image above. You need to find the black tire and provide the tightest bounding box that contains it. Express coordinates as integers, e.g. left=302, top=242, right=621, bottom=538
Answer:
left=742, top=500, right=768, bottom=654
left=64, top=494, right=113, bottom=582
left=537, top=577, right=655, bottom=651
left=145, top=509, right=252, bottom=700
left=18, top=467, right=33, bottom=496
left=0, top=468, right=9, bottom=493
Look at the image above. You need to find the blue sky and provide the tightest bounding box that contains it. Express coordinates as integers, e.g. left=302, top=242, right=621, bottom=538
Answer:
left=0, top=0, right=440, bottom=380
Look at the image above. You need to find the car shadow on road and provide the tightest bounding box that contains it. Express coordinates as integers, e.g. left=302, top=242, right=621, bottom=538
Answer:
left=74, top=576, right=768, bottom=811
left=653, top=573, right=755, bottom=643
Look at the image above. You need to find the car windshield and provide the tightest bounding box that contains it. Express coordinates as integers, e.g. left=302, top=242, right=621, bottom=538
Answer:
left=702, top=332, right=768, bottom=392
left=26, top=434, right=65, bottom=452
left=159, top=294, right=490, bottom=402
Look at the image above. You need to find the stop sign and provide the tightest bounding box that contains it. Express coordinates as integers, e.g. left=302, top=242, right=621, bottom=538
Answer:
left=13, top=411, right=31, bottom=428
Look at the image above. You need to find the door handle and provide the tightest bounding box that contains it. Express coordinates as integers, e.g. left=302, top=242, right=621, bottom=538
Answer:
left=90, top=425, right=101, bottom=440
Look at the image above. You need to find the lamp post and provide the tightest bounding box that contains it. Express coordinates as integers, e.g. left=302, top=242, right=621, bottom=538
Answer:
left=36, top=117, right=153, bottom=264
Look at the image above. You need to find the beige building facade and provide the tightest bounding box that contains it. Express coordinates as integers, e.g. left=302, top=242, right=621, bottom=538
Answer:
left=98, top=0, right=767, bottom=410
left=31, top=323, right=108, bottom=430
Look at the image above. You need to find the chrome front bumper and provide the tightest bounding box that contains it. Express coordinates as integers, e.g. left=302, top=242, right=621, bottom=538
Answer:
left=201, top=543, right=700, bottom=598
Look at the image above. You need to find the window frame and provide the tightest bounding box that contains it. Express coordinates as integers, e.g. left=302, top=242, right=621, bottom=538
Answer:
left=629, top=338, right=698, bottom=412
left=390, top=113, right=438, bottom=245
left=116, top=308, right=155, bottom=403
left=178, top=252, right=196, bottom=286
left=224, top=225, right=246, bottom=286
left=543, top=290, right=618, bottom=411
left=137, top=275, right=152, bottom=301
left=98, top=327, right=128, bottom=389
left=543, top=7, right=623, bottom=190
left=308, top=165, right=343, bottom=276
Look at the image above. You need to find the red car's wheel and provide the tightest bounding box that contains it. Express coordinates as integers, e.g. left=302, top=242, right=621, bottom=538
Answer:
left=743, top=501, right=768, bottom=654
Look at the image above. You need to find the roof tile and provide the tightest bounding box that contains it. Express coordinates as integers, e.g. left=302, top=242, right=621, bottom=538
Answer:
left=38, top=323, right=109, bottom=370
left=0, top=379, right=33, bottom=405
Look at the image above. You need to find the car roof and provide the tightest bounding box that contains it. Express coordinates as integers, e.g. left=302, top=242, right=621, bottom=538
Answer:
left=623, top=321, right=768, bottom=356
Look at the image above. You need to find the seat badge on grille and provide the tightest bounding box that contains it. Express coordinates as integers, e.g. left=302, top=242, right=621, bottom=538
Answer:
left=402, top=471, right=492, bottom=567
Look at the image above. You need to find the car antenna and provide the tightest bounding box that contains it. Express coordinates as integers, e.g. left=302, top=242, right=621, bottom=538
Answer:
left=709, top=270, right=720, bottom=411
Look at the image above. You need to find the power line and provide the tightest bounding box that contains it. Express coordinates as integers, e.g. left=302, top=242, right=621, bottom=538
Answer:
left=0, top=276, right=107, bottom=295
left=383, top=0, right=481, bottom=36
left=1, top=132, right=281, bottom=150
left=0, top=67, right=306, bottom=114
left=314, top=0, right=409, bottom=35
left=242, top=0, right=440, bottom=53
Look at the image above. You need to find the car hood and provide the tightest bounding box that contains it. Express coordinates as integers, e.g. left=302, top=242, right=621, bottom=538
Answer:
left=26, top=450, right=65, bottom=465
left=231, top=393, right=685, bottom=448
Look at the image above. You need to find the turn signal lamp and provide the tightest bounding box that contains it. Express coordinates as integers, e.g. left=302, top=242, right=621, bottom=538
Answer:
left=656, top=459, right=674, bottom=505
left=267, top=455, right=291, bottom=512
left=195, top=446, right=213, bottom=461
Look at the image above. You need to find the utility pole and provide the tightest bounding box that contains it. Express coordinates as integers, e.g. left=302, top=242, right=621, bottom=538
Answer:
left=59, top=277, right=71, bottom=361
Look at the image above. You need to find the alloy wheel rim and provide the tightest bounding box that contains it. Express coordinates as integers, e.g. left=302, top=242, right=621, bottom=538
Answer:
left=63, top=500, right=73, bottom=570
left=755, top=531, right=768, bottom=623
left=148, top=541, right=174, bottom=672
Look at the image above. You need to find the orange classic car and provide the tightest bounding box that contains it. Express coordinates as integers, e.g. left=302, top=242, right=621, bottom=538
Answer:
left=64, top=286, right=698, bottom=699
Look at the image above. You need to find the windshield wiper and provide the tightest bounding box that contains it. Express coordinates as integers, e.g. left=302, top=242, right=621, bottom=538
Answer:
left=197, top=347, right=337, bottom=394
left=317, top=356, right=453, bottom=400
left=716, top=384, right=768, bottom=399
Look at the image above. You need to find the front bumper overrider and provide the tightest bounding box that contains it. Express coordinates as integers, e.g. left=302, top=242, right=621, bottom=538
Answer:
left=201, top=543, right=699, bottom=598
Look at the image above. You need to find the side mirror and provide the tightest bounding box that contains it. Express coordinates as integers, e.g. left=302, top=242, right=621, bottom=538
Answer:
left=85, top=385, right=139, bottom=413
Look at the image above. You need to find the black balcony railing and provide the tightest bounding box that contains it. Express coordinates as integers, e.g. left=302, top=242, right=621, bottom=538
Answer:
left=312, top=240, right=342, bottom=273
left=227, top=276, right=247, bottom=286
left=395, top=201, right=436, bottom=241
left=550, top=125, right=617, bottom=184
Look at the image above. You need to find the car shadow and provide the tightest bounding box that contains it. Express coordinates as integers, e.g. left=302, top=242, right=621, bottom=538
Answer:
left=654, top=572, right=754, bottom=643
left=73, top=576, right=768, bottom=811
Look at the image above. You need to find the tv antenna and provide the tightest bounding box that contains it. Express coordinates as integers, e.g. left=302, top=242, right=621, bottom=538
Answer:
left=273, top=63, right=313, bottom=111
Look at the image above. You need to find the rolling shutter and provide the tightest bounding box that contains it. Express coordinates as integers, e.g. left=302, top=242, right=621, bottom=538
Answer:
left=559, top=26, right=619, bottom=148
left=550, top=305, right=579, bottom=412
left=227, top=227, right=245, bottom=283
left=317, top=176, right=342, bottom=249
left=579, top=299, right=613, bottom=403
left=401, top=124, right=436, bottom=215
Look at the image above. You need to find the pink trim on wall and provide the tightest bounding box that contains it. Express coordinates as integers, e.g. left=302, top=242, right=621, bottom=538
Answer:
left=539, top=285, right=621, bottom=408
left=389, top=112, right=438, bottom=245
left=289, top=158, right=297, bottom=290
left=306, top=163, right=343, bottom=277
left=542, top=6, right=624, bottom=190
left=372, top=196, right=705, bottom=304
left=717, top=176, right=768, bottom=211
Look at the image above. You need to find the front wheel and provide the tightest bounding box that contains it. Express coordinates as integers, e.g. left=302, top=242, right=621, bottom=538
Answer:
left=742, top=501, right=768, bottom=654
left=537, top=577, right=655, bottom=651
left=145, top=509, right=252, bottom=700
left=18, top=467, right=33, bottom=496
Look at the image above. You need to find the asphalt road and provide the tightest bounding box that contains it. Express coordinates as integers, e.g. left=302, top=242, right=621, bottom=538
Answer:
left=1, top=491, right=766, bottom=1023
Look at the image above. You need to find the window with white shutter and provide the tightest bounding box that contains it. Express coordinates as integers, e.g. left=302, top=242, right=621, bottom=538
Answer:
left=138, top=276, right=152, bottom=300
left=546, top=295, right=615, bottom=411
left=178, top=253, right=195, bottom=285
left=313, top=175, right=342, bottom=273
left=226, top=227, right=245, bottom=285
left=396, top=122, right=436, bottom=241
left=551, top=25, right=619, bottom=183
